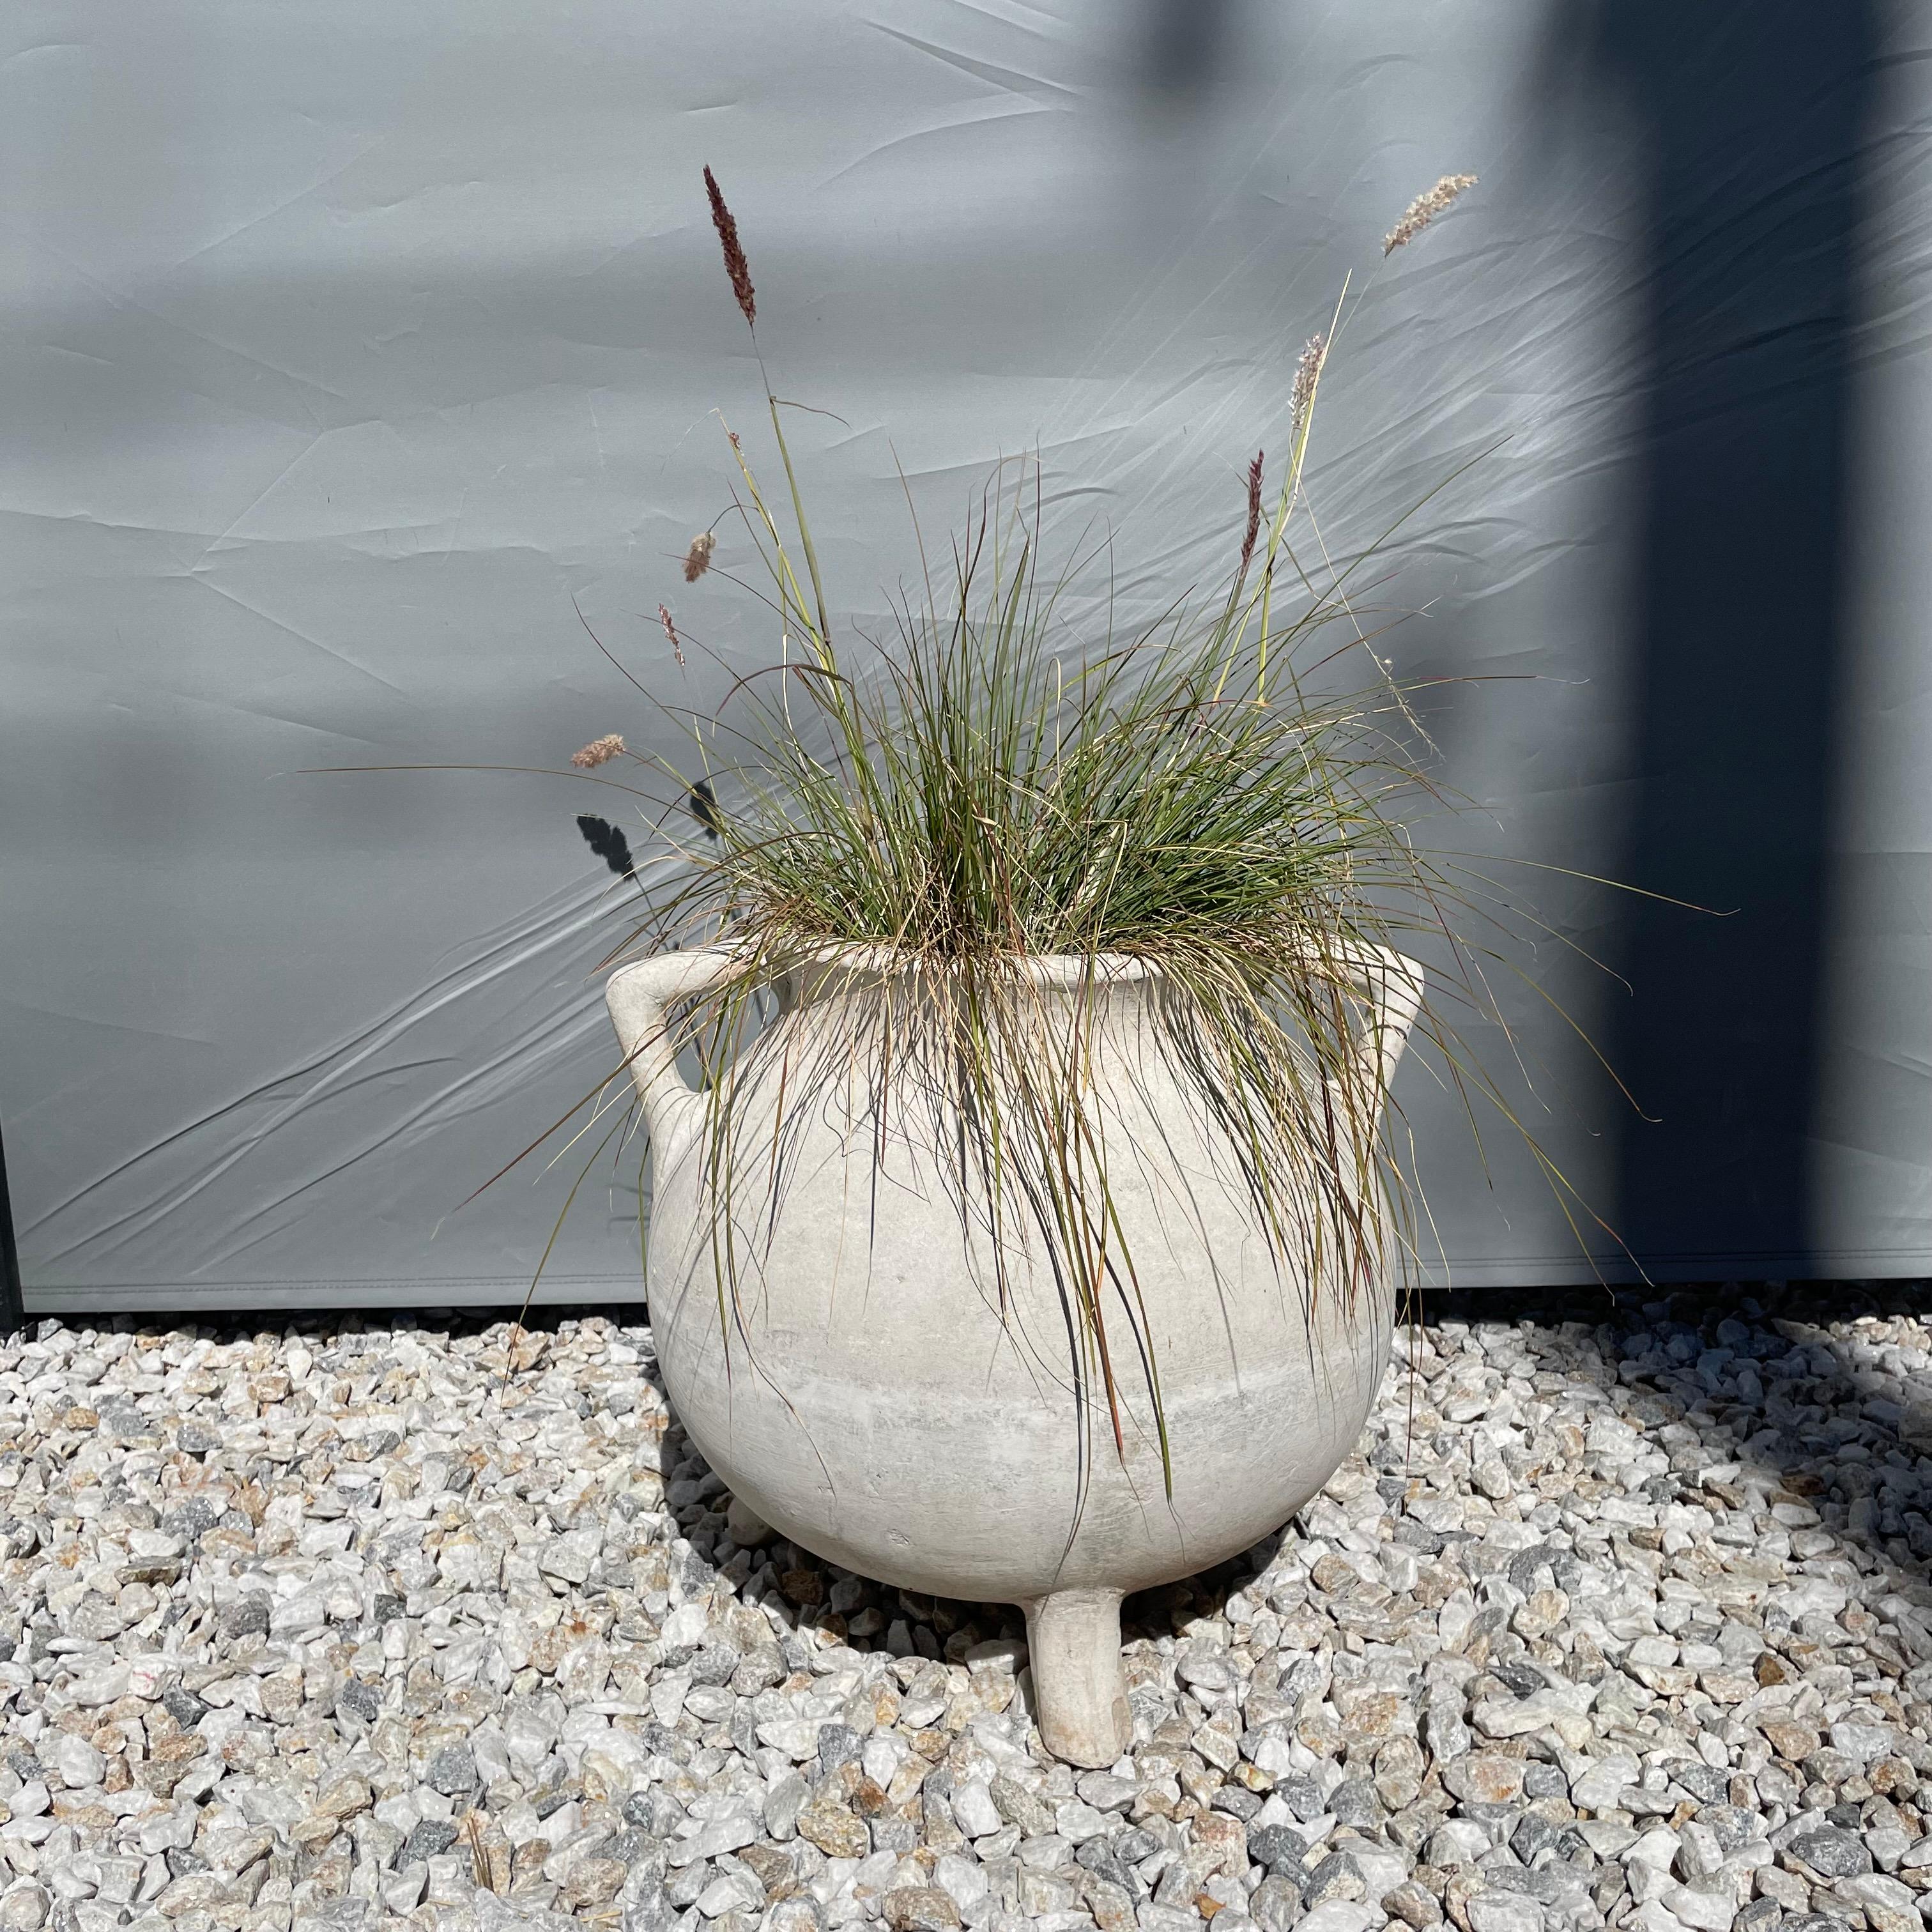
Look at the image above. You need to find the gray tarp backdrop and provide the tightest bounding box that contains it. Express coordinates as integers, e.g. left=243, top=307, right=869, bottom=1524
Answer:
left=4, top=1, right=1930, bottom=1314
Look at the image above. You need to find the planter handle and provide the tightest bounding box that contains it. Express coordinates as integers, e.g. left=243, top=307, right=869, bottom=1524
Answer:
left=1330, top=940, right=1426, bottom=1108
left=605, top=947, right=742, bottom=1157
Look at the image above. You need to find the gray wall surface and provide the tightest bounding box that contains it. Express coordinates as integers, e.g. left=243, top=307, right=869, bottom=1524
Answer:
left=4, top=0, right=1930, bottom=1312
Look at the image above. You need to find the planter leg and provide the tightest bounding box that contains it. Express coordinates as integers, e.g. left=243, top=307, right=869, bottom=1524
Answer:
left=1022, top=1588, right=1131, bottom=1767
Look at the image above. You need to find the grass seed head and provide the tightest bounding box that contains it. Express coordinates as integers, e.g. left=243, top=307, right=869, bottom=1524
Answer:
left=571, top=733, right=625, bottom=770
left=1292, top=335, right=1327, bottom=439
left=1384, top=172, right=1478, bottom=256
left=703, top=165, right=757, bottom=329
left=1239, top=450, right=1264, bottom=578
left=658, top=602, right=686, bottom=668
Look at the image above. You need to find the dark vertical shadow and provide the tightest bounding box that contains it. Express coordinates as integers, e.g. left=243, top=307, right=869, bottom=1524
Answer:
left=0, top=1120, right=22, bottom=1338
left=1552, top=1, right=1877, bottom=1276
left=1135, top=0, right=1238, bottom=103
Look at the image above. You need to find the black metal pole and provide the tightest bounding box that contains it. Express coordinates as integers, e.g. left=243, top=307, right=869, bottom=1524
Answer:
left=0, top=1119, right=24, bottom=1338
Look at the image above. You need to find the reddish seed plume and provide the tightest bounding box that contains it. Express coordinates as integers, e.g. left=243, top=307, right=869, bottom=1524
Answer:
left=1239, top=450, right=1264, bottom=578
left=703, top=166, right=756, bottom=330
left=659, top=602, right=686, bottom=668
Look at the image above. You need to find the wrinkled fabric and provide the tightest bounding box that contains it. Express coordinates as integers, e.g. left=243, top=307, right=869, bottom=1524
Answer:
left=2, top=0, right=1928, bottom=1309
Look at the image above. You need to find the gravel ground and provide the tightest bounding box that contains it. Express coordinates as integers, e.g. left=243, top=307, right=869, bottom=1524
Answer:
left=3, top=1284, right=1931, bottom=1932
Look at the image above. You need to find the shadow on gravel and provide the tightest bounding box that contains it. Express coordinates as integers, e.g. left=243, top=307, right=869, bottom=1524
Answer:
left=1418, top=1280, right=1932, bottom=1566
left=638, top=1340, right=1280, bottom=1687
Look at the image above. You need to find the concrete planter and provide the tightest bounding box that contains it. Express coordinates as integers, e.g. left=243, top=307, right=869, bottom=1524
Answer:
left=606, top=944, right=1422, bottom=1766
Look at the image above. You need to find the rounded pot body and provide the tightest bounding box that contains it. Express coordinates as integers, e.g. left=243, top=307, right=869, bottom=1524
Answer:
left=608, top=946, right=1420, bottom=1760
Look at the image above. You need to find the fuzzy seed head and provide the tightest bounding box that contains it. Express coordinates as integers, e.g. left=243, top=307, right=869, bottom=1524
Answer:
left=683, top=531, right=716, bottom=583
left=1291, top=335, right=1327, bottom=439
left=1239, top=450, right=1264, bottom=579
left=703, top=165, right=756, bottom=329
left=1384, top=172, right=1478, bottom=256
left=571, top=733, right=625, bottom=770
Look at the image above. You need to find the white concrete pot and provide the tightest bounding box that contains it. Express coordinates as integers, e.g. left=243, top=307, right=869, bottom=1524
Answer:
left=606, top=945, right=1422, bottom=1765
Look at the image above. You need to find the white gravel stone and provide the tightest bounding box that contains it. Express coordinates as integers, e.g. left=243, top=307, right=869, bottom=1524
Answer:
left=1074, top=1772, right=1137, bottom=1812
left=49, top=1735, right=104, bottom=1790
left=935, top=1853, right=989, bottom=1908
left=1298, top=1903, right=1379, bottom=1932
left=1574, top=1759, right=1641, bottom=1811
left=1626, top=1828, right=1685, bottom=1871
left=952, top=1779, right=1004, bottom=1838
left=1468, top=1896, right=1545, bottom=1932
left=1662, top=1885, right=1737, bottom=1931
left=667, top=1806, right=761, bottom=1866
left=1052, top=1800, right=1109, bottom=1843
left=0, top=1889, right=49, bottom=1932
left=1635, top=1905, right=1695, bottom=1932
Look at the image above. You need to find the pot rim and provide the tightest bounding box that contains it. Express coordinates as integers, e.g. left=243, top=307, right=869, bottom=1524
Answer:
left=620, top=935, right=1422, bottom=995
left=786, top=943, right=1158, bottom=989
